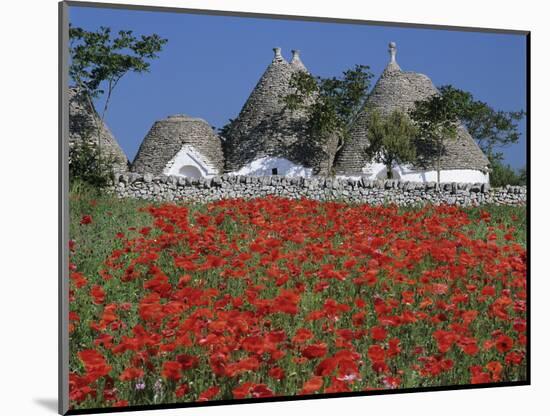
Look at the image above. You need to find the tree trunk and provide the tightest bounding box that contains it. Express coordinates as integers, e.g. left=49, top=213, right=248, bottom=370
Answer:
left=437, top=150, right=441, bottom=185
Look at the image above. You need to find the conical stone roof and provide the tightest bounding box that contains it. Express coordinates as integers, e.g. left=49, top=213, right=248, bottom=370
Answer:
left=131, top=114, right=224, bottom=176
left=334, top=42, right=490, bottom=176
left=223, top=48, right=337, bottom=175
left=68, top=87, right=128, bottom=172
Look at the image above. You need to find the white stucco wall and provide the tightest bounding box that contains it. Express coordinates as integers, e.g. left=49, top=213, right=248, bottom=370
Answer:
left=230, top=156, right=313, bottom=177
left=362, top=162, right=389, bottom=179
left=395, top=164, right=489, bottom=184
left=338, top=162, right=489, bottom=184
left=163, top=145, right=220, bottom=178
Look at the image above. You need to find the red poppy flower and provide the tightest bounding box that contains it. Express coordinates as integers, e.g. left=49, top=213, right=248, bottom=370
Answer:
left=78, top=349, right=111, bottom=381
left=233, top=382, right=254, bottom=399
left=299, top=376, right=323, bottom=394
left=268, top=367, right=285, bottom=380
left=292, top=328, right=313, bottom=344
left=495, top=334, right=514, bottom=353
left=486, top=361, right=503, bottom=381
left=371, top=326, right=387, bottom=341
left=367, top=345, right=385, bottom=363
left=119, top=367, right=144, bottom=381
left=505, top=351, right=524, bottom=365
left=161, top=361, right=182, bottom=381
left=302, top=343, right=328, bottom=359
left=470, top=366, right=491, bottom=384
left=70, top=271, right=88, bottom=289
left=91, top=285, right=105, bottom=305
left=80, top=215, right=93, bottom=225
left=251, top=384, right=274, bottom=398
left=315, top=357, right=337, bottom=376
left=175, top=383, right=189, bottom=398
left=197, top=386, right=220, bottom=402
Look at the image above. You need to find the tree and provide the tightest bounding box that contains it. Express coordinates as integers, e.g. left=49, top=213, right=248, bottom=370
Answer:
left=364, top=109, right=418, bottom=179
left=218, top=118, right=234, bottom=141
left=449, top=85, right=525, bottom=159
left=69, top=139, right=116, bottom=188
left=409, top=86, right=471, bottom=184
left=486, top=152, right=526, bottom=187
left=518, top=165, right=527, bottom=185
left=427, top=85, right=525, bottom=186
left=430, top=86, right=525, bottom=183
left=282, top=65, right=373, bottom=152
left=69, top=25, right=167, bottom=173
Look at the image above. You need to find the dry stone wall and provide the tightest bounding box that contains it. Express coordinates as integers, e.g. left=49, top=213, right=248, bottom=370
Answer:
left=110, top=173, right=526, bottom=207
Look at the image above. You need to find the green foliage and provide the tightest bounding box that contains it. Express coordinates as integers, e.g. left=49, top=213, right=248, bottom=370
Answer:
left=69, top=25, right=167, bottom=175
left=69, top=140, right=115, bottom=189
left=218, top=118, right=234, bottom=140
left=69, top=25, right=168, bottom=99
left=365, top=109, right=418, bottom=179
left=283, top=65, right=374, bottom=150
left=518, top=166, right=527, bottom=185
left=488, top=153, right=527, bottom=187
left=443, top=85, right=525, bottom=157
left=431, top=86, right=525, bottom=186
left=410, top=86, right=472, bottom=183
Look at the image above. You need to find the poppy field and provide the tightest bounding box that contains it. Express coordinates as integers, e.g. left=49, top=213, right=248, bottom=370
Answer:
left=68, top=189, right=527, bottom=410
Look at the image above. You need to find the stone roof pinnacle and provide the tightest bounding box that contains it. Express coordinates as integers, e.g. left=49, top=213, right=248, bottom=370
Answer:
left=385, top=41, right=401, bottom=73
left=290, top=49, right=307, bottom=72
left=273, top=47, right=285, bottom=62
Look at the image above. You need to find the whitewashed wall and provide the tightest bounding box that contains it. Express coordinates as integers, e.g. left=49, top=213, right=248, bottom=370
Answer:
left=230, top=156, right=313, bottom=177
left=395, top=164, right=490, bottom=184
left=162, top=145, right=220, bottom=178
left=339, top=162, right=489, bottom=184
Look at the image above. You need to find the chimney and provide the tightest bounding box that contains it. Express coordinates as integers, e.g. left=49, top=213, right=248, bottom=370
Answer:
left=290, top=49, right=307, bottom=72
left=273, top=47, right=283, bottom=61
left=389, top=41, right=397, bottom=63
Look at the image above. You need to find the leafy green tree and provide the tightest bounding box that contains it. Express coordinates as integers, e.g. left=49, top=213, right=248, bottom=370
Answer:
left=431, top=86, right=525, bottom=186
left=518, top=165, right=527, bottom=185
left=218, top=118, right=234, bottom=141
left=410, top=86, right=472, bottom=184
left=69, top=139, right=116, bottom=188
left=365, top=109, right=418, bottom=179
left=488, top=153, right=526, bottom=187
left=450, top=86, right=525, bottom=159
left=282, top=65, right=373, bottom=152
left=69, top=25, right=167, bottom=173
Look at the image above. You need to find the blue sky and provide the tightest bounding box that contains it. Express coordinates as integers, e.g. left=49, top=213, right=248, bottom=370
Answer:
left=69, top=5, right=527, bottom=169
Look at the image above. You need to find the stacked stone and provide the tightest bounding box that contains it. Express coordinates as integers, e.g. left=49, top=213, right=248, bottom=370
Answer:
left=110, top=172, right=526, bottom=207
left=131, top=114, right=224, bottom=175
left=334, top=42, right=490, bottom=176
left=222, top=47, right=338, bottom=175
left=68, top=87, right=128, bottom=172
